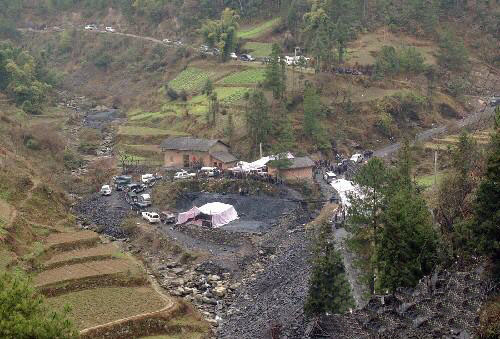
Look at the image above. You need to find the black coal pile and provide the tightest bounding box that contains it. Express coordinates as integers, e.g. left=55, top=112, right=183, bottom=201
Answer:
left=217, top=210, right=312, bottom=338
left=177, top=192, right=298, bottom=232
left=305, top=260, right=492, bottom=339
left=83, top=107, right=122, bottom=128
left=74, top=193, right=131, bottom=238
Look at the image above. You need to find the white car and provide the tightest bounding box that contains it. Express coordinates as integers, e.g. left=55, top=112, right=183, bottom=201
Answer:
left=141, top=174, right=154, bottom=184
left=142, top=212, right=160, bottom=223
left=105, top=26, right=115, bottom=33
left=350, top=154, right=363, bottom=163
left=174, top=170, right=196, bottom=180
left=199, top=167, right=217, bottom=177
left=163, top=39, right=172, bottom=44
left=84, top=24, right=97, bottom=30
left=323, top=171, right=337, bottom=183
left=100, top=185, right=112, bottom=196
left=230, top=52, right=238, bottom=60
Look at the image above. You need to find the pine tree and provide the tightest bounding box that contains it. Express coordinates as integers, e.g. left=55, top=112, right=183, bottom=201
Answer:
left=245, top=90, right=271, bottom=156
left=0, top=272, right=78, bottom=338
left=303, top=84, right=320, bottom=137
left=265, top=43, right=286, bottom=100
left=376, top=188, right=438, bottom=292
left=305, top=222, right=354, bottom=316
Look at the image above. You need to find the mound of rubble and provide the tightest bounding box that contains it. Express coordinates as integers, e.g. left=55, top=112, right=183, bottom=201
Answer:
left=217, top=210, right=312, bottom=338
left=74, top=193, right=131, bottom=238
left=306, top=260, right=492, bottom=338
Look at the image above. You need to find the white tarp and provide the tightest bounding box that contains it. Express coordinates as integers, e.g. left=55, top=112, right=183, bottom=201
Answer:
left=330, top=179, right=361, bottom=207
left=229, top=153, right=294, bottom=173
left=176, top=202, right=238, bottom=227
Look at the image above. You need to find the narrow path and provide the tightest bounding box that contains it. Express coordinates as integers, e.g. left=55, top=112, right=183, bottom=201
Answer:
left=374, top=104, right=496, bottom=158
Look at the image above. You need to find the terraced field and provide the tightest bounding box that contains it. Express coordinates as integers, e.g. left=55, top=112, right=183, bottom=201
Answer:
left=168, top=67, right=215, bottom=92
left=243, top=42, right=273, bottom=57
left=44, top=243, right=119, bottom=268
left=238, top=18, right=281, bottom=39
left=218, top=68, right=266, bottom=85
left=47, top=287, right=169, bottom=329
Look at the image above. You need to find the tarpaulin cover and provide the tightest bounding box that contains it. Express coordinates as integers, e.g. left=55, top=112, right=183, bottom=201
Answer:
left=177, top=203, right=238, bottom=227
left=330, top=179, right=361, bottom=207
left=177, top=206, right=201, bottom=225
left=229, top=153, right=294, bottom=173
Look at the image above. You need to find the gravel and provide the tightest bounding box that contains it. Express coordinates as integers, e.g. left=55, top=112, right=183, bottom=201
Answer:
left=73, top=192, right=131, bottom=238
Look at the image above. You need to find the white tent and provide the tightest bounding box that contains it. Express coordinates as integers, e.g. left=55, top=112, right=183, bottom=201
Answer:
left=177, top=202, right=238, bottom=228
left=330, top=179, right=361, bottom=207
left=229, top=153, right=294, bottom=173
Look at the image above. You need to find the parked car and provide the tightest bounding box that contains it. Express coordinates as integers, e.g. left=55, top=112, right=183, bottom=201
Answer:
left=323, top=171, right=337, bottom=183
left=363, top=150, right=374, bottom=159
left=199, top=167, right=218, bottom=177
left=163, top=38, right=172, bottom=44
left=240, top=54, right=254, bottom=62
left=126, top=183, right=145, bottom=193
left=174, top=170, right=196, bottom=180
left=350, top=154, right=363, bottom=163
left=174, top=40, right=183, bottom=46
left=141, top=174, right=155, bottom=184
left=160, top=211, right=176, bottom=224
left=230, top=52, right=238, bottom=60
left=105, top=26, right=115, bottom=33
left=489, top=96, right=500, bottom=107
left=100, top=185, right=112, bottom=196
left=142, top=212, right=160, bottom=223
left=84, top=24, right=98, bottom=30
left=113, top=175, right=132, bottom=190
left=135, top=194, right=152, bottom=208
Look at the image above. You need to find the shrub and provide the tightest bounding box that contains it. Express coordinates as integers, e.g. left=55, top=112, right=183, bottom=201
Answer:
left=166, top=87, right=179, bottom=100
left=179, top=89, right=188, bottom=101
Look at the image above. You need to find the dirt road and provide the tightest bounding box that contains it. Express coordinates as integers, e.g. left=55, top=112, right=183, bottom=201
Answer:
left=374, top=104, right=496, bottom=158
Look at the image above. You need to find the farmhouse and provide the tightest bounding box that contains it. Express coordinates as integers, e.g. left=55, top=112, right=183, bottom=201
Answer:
left=268, top=156, right=315, bottom=181
left=160, top=137, right=238, bottom=169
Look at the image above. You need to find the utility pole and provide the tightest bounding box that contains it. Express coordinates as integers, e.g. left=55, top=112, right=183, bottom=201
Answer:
left=259, top=142, right=263, bottom=159
left=434, top=150, right=438, bottom=186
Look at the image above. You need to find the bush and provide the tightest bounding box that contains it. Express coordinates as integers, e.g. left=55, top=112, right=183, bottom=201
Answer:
left=179, top=89, right=188, bottom=101
left=63, top=150, right=84, bottom=170
left=166, top=86, right=179, bottom=100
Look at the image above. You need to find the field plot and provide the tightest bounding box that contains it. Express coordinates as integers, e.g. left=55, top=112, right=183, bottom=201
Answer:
left=218, top=68, right=266, bottom=85
left=47, top=287, right=167, bottom=329
left=243, top=42, right=273, bottom=57
left=238, top=18, right=280, bottom=39
left=44, top=243, right=119, bottom=267
left=35, top=258, right=143, bottom=287
left=168, top=67, right=215, bottom=92
left=347, top=28, right=437, bottom=65
left=44, top=230, right=100, bottom=248
left=118, top=126, right=188, bottom=137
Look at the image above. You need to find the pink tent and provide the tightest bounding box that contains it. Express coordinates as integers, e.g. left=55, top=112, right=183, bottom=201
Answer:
left=176, top=206, right=201, bottom=225
left=176, top=202, right=238, bottom=228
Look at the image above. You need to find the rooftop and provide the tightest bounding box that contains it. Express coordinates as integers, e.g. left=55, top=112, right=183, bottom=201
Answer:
left=211, top=151, right=238, bottom=163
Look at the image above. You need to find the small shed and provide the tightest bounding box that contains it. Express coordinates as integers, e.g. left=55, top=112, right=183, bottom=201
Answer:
left=268, top=156, right=315, bottom=181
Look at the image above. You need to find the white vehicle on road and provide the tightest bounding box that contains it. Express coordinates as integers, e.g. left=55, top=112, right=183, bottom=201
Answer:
left=105, top=26, right=116, bottom=33
left=230, top=52, right=238, bottom=60
left=141, top=173, right=154, bottom=184
left=100, top=185, right=112, bottom=196
left=174, top=170, right=196, bottom=180
left=163, top=38, right=172, bottom=44
left=84, top=24, right=98, bottom=30
left=350, top=154, right=363, bottom=163
left=141, top=212, right=160, bottom=223
left=323, top=171, right=337, bottom=183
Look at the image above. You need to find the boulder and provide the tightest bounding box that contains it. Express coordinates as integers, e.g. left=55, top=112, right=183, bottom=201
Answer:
left=214, top=286, right=227, bottom=297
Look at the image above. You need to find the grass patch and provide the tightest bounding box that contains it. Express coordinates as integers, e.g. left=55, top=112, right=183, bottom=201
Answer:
left=417, top=173, right=444, bottom=188
left=238, top=18, right=281, bottom=39
left=46, top=287, right=168, bottom=329
left=215, top=87, right=251, bottom=104
left=243, top=42, right=273, bottom=57
left=118, top=126, right=188, bottom=137
left=129, top=111, right=165, bottom=121
left=168, top=67, right=214, bottom=93
left=218, top=68, right=266, bottom=84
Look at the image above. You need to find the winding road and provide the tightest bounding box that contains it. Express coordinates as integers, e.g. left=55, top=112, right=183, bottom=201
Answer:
left=374, top=104, right=496, bottom=158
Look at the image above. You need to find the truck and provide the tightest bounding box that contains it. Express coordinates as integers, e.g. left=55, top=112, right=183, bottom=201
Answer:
left=323, top=171, right=337, bottom=183
left=350, top=154, right=363, bottom=163
left=135, top=194, right=152, bottom=208
left=114, top=175, right=132, bottom=191
left=141, top=212, right=160, bottom=223
left=173, top=170, right=196, bottom=180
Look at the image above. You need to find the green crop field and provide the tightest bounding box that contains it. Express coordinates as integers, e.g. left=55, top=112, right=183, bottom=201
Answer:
left=168, top=67, right=214, bottom=92
left=118, top=126, right=188, bottom=136
left=238, top=18, right=280, bottom=39
left=217, top=87, right=251, bottom=104
left=243, top=42, right=273, bottom=57
left=219, top=68, right=266, bottom=84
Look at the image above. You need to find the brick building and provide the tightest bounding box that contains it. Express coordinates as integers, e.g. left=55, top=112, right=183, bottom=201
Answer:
left=160, top=137, right=238, bottom=169
left=267, top=156, right=315, bottom=181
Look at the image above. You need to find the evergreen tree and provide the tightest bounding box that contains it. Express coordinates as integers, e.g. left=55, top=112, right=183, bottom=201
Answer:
left=265, top=43, right=286, bottom=100
left=0, top=272, right=78, bottom=338
left=305, top=222, right=354, bottom=316
left=245, top=90, right=271, bottom=156
left=200, top=8, right=239, bottom=61
left=438, top=30, right=469, bottom=70
left=303, top=84, right=320, bottom=137
left=376, top=188, right=438, bottom=292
